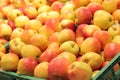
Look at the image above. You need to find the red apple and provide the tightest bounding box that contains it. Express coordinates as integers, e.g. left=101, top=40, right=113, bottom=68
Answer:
left=75, top=7, right=92, bottom=25
left=104, top=42, right=120, bottom=61
left=17, top=57, right=38, bottom=76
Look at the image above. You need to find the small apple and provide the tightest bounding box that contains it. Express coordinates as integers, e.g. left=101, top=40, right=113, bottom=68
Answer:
left=20, top=44, right=42, bottom=59
left=48, top=57, right=70, bottom=80
left=57, top=51, right=77, bottom=63
left=67, top=61, right=92, bottom=80
left=1, top=53, right=19, bottom=71
left=80, top=37, right=102, bottom=55
left=93, top=10, right=115, bottom=30
left=93, top=30, right=112, bottom=49
left=34, top=62, right=49, bottom=79
left=9, top=38, right=26, bottom=57
left=15, top=15, right=29, bottom=28
left=10, top=28, right=24, bottom=40
left=17, top=57, right=38, bottom=76
left=102, top=0, right=117, bottom=13
left=108, top=24, right=120, bottom=38
left=37, top=5, right=51, bottom=14
left=24, top=5, right=38, bottom=19
left=112, top=9, right=120, bottom=23
left=30, top=33, right=49, bottom=52
left=59, top=41, right=79, bottom=56
left=58, top=29, right=76, bottom=44
left=75, top=7, right=92, bottom=25
left=80, top=52, right=103, bottom=71
left=104, top=42, right=120, bottom=61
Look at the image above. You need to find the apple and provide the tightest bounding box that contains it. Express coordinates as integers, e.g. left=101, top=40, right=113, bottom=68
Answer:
left=93, top=10, right=115, bottom=30
left=87, top=2, right=102, bottom=14
left=72, top=0, right=90, bottom=8
left=0, top=23, right=12, bottom=40
left=0, top=38, right=8, bottom=45
left=0, top=52, right=5, bottom=60
left=39, top=49, right=58, bottom=63
left=0, top=43, right=6, bottom=53
left=59, top=41, right=79, bottom=56
left=102, top=0, right=117, bottom=13
left=48, top=57, right=70, bottom=80
left=1, top=53, right=19, bottom=71
left=58, top=29, right=76, bottom=44
left=75, top=7, right=92, bottom=25
left=108, top=24, right=120, bottom=38
left=30, top=33, right=49, bottom=52
left=75, top=24, right=87, bottom=38
left=37, top=5, right=51, bottom=14
left=9, top=38, right=26, bottom=57
left=80, top=37, right=102, bottom=55
left=57, top=51, right=77, bottom=63
left=7, top=8, right=23, bottom=21
left=15, top=15, right=30, bottom=28
left=104, top=42, right=120, bottom=61
left=10, top=28, right=24, bottom=40
left=34, top=62, right=49, bottom=78
left=24, top=5, right=38, bottom=19
left=93, top=30, right=112, bottom=49
left=58, top=19, right=75, bottom=31
left=33, top=0, right=48, bottom=9
left=17, top=57, right=38, bottom=76
left=112, top=35, right=120, bottom=44
left=67, top=61, right=92, bottom=80
left=80, top=52, right=103, bottom=71
left=20, top=44, right=42, bottom=59
left=76, top=37, right=84, bottom=48
left=112, top=9, right=120, bottom=23
left=47, top=11, right=60, bottom=19
left=21, top=29, right=37, bottom=44
left=82, top=24, right=101, bottom=38
left=24, top=19, right=42, bottom=32
left=51, top=1, right=64, bottom=13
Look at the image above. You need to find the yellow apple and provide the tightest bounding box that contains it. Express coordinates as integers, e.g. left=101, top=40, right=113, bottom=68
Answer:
left=34, top=62, right=49, bottom=78
left=112, top=35, right=120, bottom=44
left=37, top=5, right=51, bottom=14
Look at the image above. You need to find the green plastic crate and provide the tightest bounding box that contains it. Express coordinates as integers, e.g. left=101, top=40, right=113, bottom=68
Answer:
left=93, top=53, right=120, bottom=80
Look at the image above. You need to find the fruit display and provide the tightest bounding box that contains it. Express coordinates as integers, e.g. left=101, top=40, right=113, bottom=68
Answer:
left=0, top=0, right=120, bottom=80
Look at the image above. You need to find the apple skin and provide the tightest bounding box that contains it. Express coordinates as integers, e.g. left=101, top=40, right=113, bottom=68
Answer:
left=112, top=9, right=120, bottom=23
left=104, top=42, right=120, bottom=61
left=112, top=35, right=120, bottom=44
left=59, top=41, right=80, bottom=56
left=49, top=32, right=59, bottom=44
left=102, top=0, right=117, bottom=13
left=51, top=1, right=64, bottom=13
left=1, top=53, right=19, bottom=71
left=90, top=0, right=103, bottom=4
left=10, top=28, right=24, bottom=40
left=75, top=7, right=92, bottom=25
left=87, top=2, right=102, bottom=14
left=37, top=5, right=51, bottom=14
left=93, top=10, right=115, bottom=30
left=7, top=21, right=16, bottom=31
left=93, top=30, right=112, bottom=49
left=108, top=24, right=120, bottom=38
left=20, top=44, right=42, bottom=59
left=82, top=24, right=101, bottom=38
left=80, top=37, right=102, bottom=55
left=34, top=62, right=49, bottom=79
left=48, top=57, right=70, bottom=80
left=57, top=51, right=77, bottom=63
left=80, top=52, right=103, bottom=71
left=17, top=57, right=38, bottom=76
left=0, top=43, right=6, bottom=53
left=58, top=29, right=76, bottom=44
left=67, top=61, right=92, bottom=80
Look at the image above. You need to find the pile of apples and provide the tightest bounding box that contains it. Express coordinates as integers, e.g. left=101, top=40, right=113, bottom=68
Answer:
left=0, top=0, right=120, bottom=80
